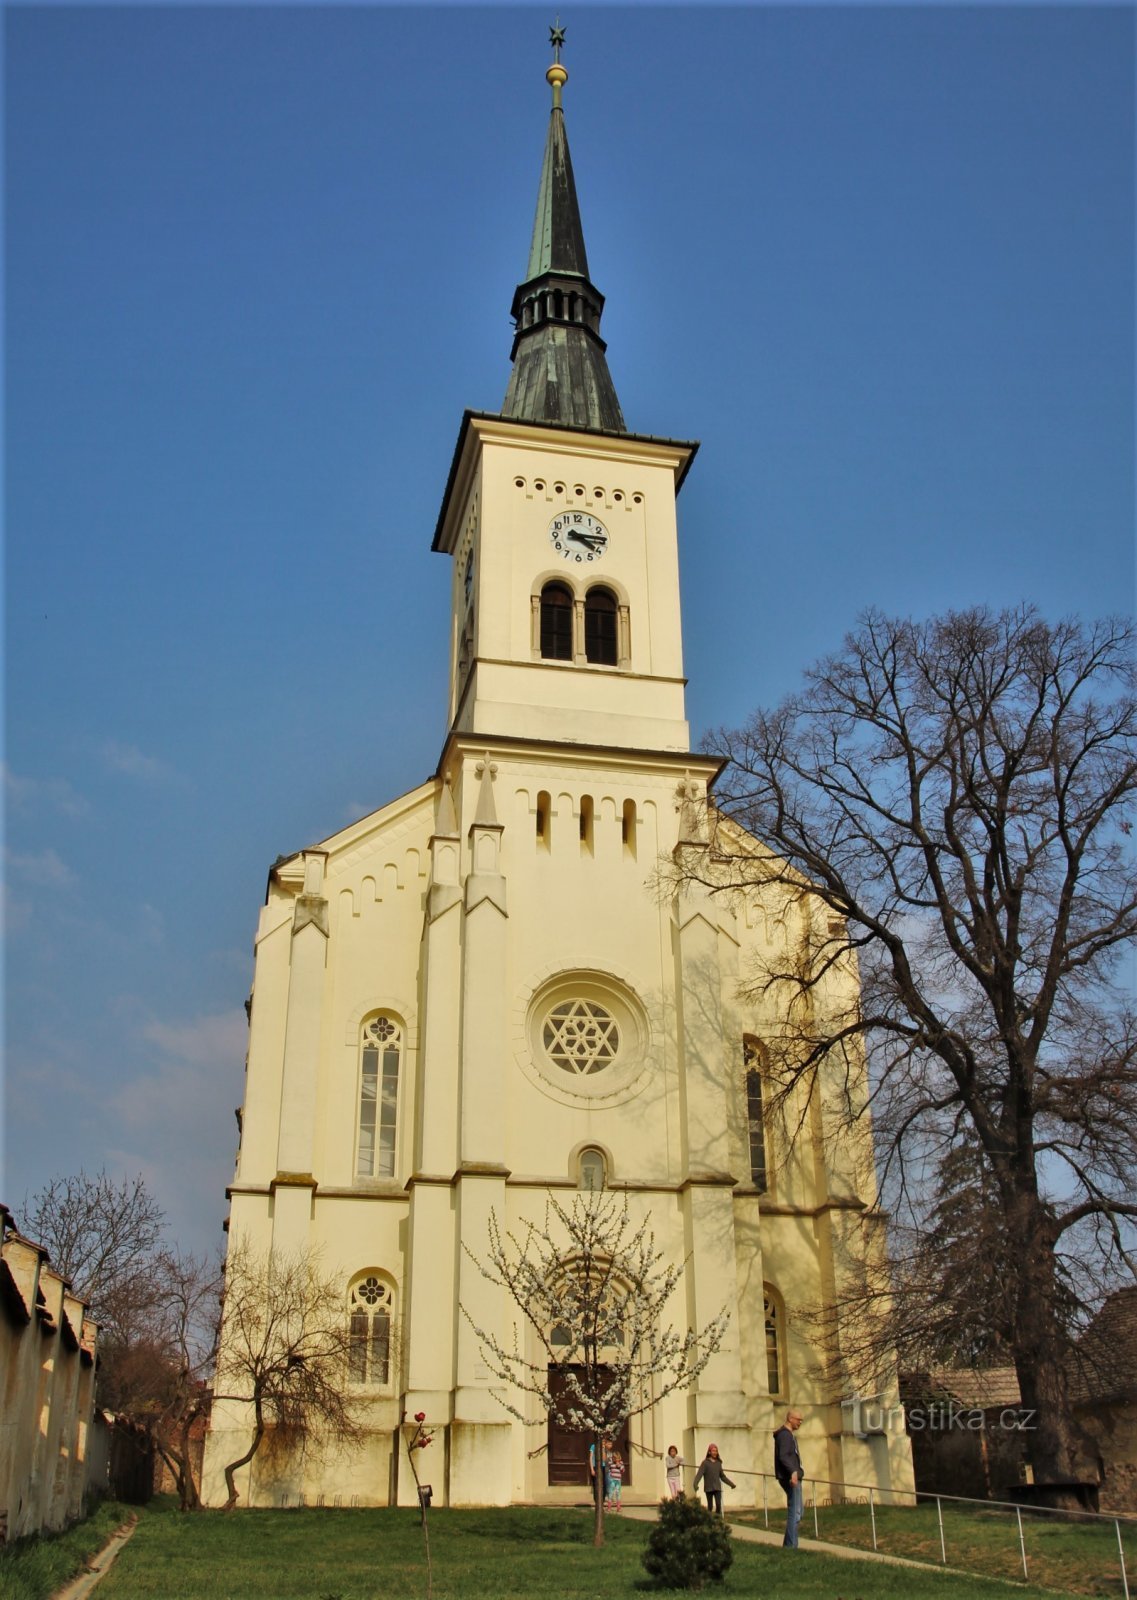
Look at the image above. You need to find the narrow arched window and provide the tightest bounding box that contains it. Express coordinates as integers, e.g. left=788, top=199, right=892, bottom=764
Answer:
left=584, top=587, right=618, bottom=666
left=621, top=798, right=637, bottom=856
left=744, top=1036, right=769, bottom=1192
left=579, top=1148, right=606, bottom=1192
left=579, top=794, right=594, bottom=851
left=540, top=582, right=574, bottom=660
left=358, top=1016, right=402, bottom=1178
left=763, top=1287, right=783, bottom=1396
left=348, top=1273, right=393, bottom=1386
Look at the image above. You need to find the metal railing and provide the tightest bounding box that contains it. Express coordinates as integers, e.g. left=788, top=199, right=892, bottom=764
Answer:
left=737, top=1468, right=1133, bottom=1598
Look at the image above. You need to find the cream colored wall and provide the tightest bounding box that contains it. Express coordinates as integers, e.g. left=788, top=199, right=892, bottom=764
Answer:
left=0, top=1229, right=97, bottom=1540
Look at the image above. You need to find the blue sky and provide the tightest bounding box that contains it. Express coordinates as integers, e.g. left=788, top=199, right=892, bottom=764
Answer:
left=5, top=4, right=1133, bottom=1260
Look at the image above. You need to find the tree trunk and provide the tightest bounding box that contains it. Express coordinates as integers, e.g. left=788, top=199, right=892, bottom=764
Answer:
left=1006, top=1187, right=1081, bottom=1491
left=592, top=1430, right=605, bottom=1548
left=223, top=1398, right=265, bottom=1512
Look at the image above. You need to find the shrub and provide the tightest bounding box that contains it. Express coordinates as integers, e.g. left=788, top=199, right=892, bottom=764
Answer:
left=642, top=1492, right=733, bottom=1590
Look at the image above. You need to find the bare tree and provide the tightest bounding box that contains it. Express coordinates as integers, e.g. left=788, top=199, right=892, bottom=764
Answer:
left=20, top=1169, right=165, bottom=1340
left=463, top=1192, right=730, bottom=1546
left=211, top=1243, right=364, bottom=1510
left=20, top=1171, right=223, bottom=1508
left=681, top=606, right=1137, bottom=1496
left=148, top=1251, right=222, bottom=1510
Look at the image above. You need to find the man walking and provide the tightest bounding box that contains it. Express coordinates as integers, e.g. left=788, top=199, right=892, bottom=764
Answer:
left=773, top=1407, right=804, bottom=1548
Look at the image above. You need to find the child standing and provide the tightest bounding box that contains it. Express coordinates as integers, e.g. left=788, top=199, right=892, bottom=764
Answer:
left=664, top=1444, right=685, bottom=1498
left=607, top=1449, right=625, bottom=1512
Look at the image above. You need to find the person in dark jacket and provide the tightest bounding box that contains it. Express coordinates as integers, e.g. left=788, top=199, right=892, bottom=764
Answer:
left=692, top=1443, right=735, bottom=1515
left=772, top=1408, right=804, bottom=1547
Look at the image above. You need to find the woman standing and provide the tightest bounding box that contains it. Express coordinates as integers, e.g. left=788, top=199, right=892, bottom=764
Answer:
left=692, top=1443, right=735, bottom=1515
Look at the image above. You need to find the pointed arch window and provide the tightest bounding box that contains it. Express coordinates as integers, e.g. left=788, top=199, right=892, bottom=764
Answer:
left=584, top=586, right=618, bottom=666
left=540, top=582, right=574, bottom=660
left=744, top=1036, right=769, bottom=1193
left=348, top=1273, right=393, bottom=1386
left=763, top=1286, right=784, bottom=1396
left=358, top=1016, right=402, bottom=1178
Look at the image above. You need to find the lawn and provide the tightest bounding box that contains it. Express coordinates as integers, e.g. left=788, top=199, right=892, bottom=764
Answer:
left=0, top=1499, right=134, bottom=1600
left=77, top=1500, right=1081, bottom=1600
left=734, top=1498, right=1137, bottom=1598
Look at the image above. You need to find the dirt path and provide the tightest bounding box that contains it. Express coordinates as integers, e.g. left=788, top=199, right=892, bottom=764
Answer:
left=51, top=1515, right=138, bottom=1600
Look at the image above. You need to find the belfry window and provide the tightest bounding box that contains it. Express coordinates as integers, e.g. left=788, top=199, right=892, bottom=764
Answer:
left=584, top=587, right=618, bottom=665
left=358, top=1016, right=401, bottom=1178
left=348, top=1273, right=393, bottom=1386
left=744, top=1036, right=769, bottom=1192
left=540, top=582, right=574, bottom=660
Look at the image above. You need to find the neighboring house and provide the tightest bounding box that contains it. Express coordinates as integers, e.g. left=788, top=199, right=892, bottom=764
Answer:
left=0, top=1205, right=98, bottom=1541
left=200, top=40, right=914, bottom=1512
left=903, top=1295, right=1137, bottom=1515
left=1069, top=1287, right=1137, bottom=1514
left=901, top=1367, right=1030, bottom=1503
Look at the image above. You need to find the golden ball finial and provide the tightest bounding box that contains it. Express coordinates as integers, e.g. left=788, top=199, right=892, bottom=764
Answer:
left=547, top=63, right=568, bottom=91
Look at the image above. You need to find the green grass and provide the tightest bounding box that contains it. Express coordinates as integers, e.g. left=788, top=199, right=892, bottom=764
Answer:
left=734, top=1498, right=1137, bottom=1597
left=86, top=1501, right=1082, bottom=1599
left=0, top=1498, right=134, bottom=1600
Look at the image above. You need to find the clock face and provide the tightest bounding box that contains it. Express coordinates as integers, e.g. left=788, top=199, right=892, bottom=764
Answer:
left=548, top=511, right=609, bottom=564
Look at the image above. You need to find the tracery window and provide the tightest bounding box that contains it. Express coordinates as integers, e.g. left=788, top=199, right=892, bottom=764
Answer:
left=763, top=1286, right=784, bottom=1396
left=744, top=1036, right=769, bottom=1192
left=540, top=582, right=574, bottom=660
left=358, top=1016, right=402, bottom=1178
left=544, top=1000, right=620, bottom=1076
left=584, top=586, right=618, bottom=666
left=348, top=1273, right=393, bottom=1386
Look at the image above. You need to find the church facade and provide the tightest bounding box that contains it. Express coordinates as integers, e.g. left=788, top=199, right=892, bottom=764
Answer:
left=201, top=45, right=913, bottom=1511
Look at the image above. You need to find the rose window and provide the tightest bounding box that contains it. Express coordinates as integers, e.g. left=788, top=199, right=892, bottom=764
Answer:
left=543, top=1000, right=620, bottom=1075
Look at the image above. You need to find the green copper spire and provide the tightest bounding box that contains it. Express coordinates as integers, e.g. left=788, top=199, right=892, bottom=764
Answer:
left=502, top=28, right=626, bottom=433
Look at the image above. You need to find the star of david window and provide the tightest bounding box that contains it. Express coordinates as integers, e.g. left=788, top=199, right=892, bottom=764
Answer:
left=543, top=1000, right=620, bottom=1076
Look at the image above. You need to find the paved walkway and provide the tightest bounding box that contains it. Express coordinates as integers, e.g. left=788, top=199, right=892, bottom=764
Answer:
left=616, top=1503, right=974, bottom=1573
left=52, top=1516, right=138, bottom=1600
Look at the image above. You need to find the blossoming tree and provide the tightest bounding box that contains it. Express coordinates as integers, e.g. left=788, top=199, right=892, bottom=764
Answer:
left=463, top=1193, right=729, bottom=1546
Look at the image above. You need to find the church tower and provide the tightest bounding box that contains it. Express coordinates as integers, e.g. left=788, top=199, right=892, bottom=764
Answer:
left=201, top=34, right=913, bottom=1512
left=436, top=44, right=691, bottom=756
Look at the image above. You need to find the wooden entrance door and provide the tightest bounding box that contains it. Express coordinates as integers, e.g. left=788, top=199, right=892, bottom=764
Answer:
left=546, top=1366, right=632, bottom=1487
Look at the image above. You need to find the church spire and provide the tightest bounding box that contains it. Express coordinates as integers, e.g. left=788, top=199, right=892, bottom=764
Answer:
left=501, top=25, right=626, bottom=434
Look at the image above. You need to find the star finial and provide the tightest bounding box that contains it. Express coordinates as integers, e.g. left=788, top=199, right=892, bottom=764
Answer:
left=549, top=19, right=566, bottom=64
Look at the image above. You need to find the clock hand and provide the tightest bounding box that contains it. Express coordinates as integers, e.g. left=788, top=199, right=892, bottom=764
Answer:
left=567, top=530, right=603, bottom=551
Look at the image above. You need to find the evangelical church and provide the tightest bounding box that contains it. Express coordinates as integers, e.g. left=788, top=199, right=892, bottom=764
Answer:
left=201, top=37, right=913, bottom=1510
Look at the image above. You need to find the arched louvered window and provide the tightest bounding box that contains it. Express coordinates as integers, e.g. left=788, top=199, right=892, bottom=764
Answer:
left=358, top=1016, right=402, bottom=1178
left=348, top=1273, right=393, bottom=1386
left=584, top=586, right=618, bottom=666
left=540, top=582, right=574, bottom=660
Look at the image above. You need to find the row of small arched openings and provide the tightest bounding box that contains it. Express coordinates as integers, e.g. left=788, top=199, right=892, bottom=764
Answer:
left=534, top=790, right=639, bottom=856
left=512, top=476, right=640, bottom=509
left=518, top=287, right=601, bottom=335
